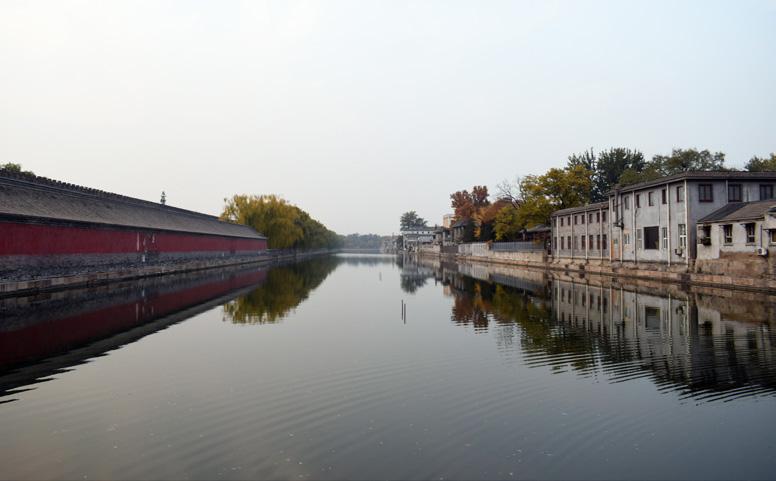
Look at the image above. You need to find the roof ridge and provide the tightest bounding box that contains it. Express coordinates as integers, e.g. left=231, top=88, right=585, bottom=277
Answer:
left=0, top=169, right=231, bottom=223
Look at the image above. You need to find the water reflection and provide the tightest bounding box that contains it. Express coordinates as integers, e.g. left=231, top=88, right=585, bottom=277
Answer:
left=0, top=254, right=394, bottom=400
left=405, top=256, right=776, bottom=403
left=223, top=256, right=340, bottom=324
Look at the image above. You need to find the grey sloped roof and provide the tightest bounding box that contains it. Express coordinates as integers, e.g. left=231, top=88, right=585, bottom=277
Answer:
left=525, top=224, right=550, bottom=233
left=698, top=200, right=776, bottom=224
left=552, top=201, right=609, bottom=216
left=0, top=171, right=266, bottom=239
left=610, top=170, right=776, bottom=195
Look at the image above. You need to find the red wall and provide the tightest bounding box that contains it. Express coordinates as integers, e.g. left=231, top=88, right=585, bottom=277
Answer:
left=0, top=221, right=267, bottom=256
left=0, top=269, right=268, bottom=369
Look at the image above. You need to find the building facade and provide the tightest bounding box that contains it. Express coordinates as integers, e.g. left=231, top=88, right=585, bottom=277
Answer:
left=552, top=172, right=776, bottom=266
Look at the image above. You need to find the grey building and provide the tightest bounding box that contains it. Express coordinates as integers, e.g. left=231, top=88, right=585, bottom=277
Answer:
left=401, top=226, right=437, bottom=251
left=551, top=201, right=610, bottom=260
left=552, top=171, right=776, bottom=266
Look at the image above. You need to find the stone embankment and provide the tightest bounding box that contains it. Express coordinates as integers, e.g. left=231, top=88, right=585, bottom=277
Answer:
left=418, top=244, right=776, bottom=293
left=0, top=249, right=336, bottom=297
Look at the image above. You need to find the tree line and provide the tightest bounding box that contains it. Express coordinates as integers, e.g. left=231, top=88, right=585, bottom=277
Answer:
left=442, top=148, right=776, bottom=243
left=221, top=194, right=342, bottom=250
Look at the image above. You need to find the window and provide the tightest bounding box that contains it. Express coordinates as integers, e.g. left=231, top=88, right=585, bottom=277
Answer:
left=624, top=196, right=630, bottom=210
left=561, top=237, right=565, bottom=249
left=636, top=194, right=641, bottom=208
left=589, top=213, right=594, bottom=224
left=581, top=214, right=585, bottom=224
left=760, top=184, right=774, bottom=200
left=636, top=228, right=643, bottom=249
left=567, top=236, right=571, bottom=249
left=661, top=189, right=667, bottom=204
left=770, top=230, right=776, bottom=245
left=728, top=184, right=742, bottom=202
left=698, top=184, right=713, bottom=202
left=596, top=234, right=601, bottom=250
left=574, top=215, right=578, bottom=225
left=602, top=211, right=607, bottom=223
left=676, top=185, right=685, bottom=203
left=596, top=212, right=600, bottom=223
left=678, top=224, right=687, bottom=249
left=624, top=233, right=630, bottom=245
left=661, top=227, right=668, bottom=249
left=589, top=234, right=594, bottom=250
left=745, top=223, right=756, bottom=244
left=648, top=191, right=654, bottom=206
left=723, top=224, right=733, bottom=244
left=560, top=217, right=563, bottom=227
left=554, top=237, right=558, bottom=250
left=644, top=226, right=660, bottom=250
left=602, top=234, right=607, bottom=250
left=581, top=235, right=585, bottom=249
left=567, top=216, right=571, bottom=226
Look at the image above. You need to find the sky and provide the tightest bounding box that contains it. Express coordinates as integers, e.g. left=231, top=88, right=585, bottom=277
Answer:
left=1, top=0, right=775, bottom=235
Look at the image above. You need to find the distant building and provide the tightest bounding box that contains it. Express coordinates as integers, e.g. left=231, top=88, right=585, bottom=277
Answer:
left=442, top=214, right=455, bottom=229
left=400, top=226, right=436, bottom=251
left=451, top=218, right=475, bottom=244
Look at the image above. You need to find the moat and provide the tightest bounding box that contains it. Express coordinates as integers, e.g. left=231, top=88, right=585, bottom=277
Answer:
left=1, top=254, right=775, bottom=480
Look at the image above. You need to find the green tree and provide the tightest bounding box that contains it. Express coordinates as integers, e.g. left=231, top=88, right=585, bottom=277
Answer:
left=592, top=148, right=645, bottom=199
left=745, top=153, right=776, bottom=172
left=494, top=205, right=522, bottom=241
left=519, top=165, right=592, bottom=225
left=651, top=148, right=726, bottom=175
left=221, top=194, right=340, bottom=250
left=0, top=162, right=34, bottom=175
left=400, top=211, right=427, bottom=230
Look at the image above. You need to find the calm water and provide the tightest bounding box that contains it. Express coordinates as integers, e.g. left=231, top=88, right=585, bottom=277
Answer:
left=1, top=254, right=775, bottom=480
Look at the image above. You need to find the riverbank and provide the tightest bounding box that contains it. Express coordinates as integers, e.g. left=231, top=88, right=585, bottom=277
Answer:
left=0, top=249, right=336, bottom=297
left=418, top=245, right=776, bottom=293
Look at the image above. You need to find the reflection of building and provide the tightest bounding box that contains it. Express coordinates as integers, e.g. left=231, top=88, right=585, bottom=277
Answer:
left=0, top=265, right=270, bottom=397
left=413, top=254, right=776, bottom=402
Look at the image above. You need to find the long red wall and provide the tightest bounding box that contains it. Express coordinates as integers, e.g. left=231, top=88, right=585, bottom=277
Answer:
left=0, top=221, right=267, bottom=256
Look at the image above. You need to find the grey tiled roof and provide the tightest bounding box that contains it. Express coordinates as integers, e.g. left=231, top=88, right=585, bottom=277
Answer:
left=610, top=170, right=776, bottom=194
left=0, top=171, right=266, bottom=239
left=698, top=200, right=776, bottom=224
left=525, top=224, right=551, bottom=233
left=552, top=201, right=609, bottom=216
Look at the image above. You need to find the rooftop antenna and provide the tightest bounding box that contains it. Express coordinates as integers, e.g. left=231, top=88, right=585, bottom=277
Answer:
left=160, top=191, right=166, bottom=205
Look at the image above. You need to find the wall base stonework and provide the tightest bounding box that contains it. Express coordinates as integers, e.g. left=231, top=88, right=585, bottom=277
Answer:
left=0, top=249, right=335, bottom=297
left=419, top=246, right=776, bottom=293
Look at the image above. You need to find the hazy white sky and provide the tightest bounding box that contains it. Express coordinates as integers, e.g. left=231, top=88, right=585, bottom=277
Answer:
left=1, top=1, right=774, bottom=235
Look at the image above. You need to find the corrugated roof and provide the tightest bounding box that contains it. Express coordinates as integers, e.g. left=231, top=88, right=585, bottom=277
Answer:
left=0, top=171, right=266, bottom=239
left=698, top=200, right=776, bottom=224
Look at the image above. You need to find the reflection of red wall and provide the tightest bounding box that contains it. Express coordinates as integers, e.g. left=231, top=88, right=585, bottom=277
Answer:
left=0, top=269, right=267, bottom=369
left=0, top=221, right=267, bottom=256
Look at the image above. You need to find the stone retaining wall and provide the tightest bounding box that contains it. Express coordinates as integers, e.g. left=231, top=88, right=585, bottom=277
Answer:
left=419, top=246, right=776, bottom=293
left=0, top=249, right=335, bottom=297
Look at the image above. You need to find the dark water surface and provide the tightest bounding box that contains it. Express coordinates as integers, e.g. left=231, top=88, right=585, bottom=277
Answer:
left=1, top=254, right=775, bottom=480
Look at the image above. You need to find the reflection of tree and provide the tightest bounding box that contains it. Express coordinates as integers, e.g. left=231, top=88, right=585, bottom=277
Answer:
left=448, top=278, right=600, bottom=371
left=223, top=256, right=339, bottom=324
left=400, top=275, right=428, bottom=294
